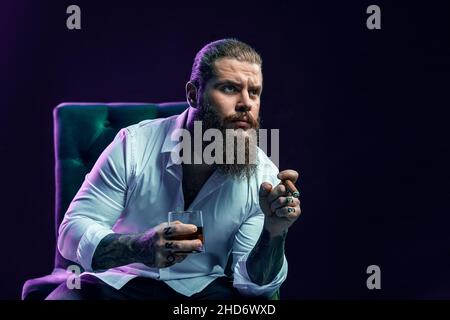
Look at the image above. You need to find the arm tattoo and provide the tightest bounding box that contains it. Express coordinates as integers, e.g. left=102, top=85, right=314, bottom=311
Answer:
left=246, top=229, right=287, bottom=286
left=91, top=230, right=156, bottom=271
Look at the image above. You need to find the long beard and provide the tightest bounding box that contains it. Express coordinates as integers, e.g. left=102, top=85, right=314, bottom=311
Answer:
left=195, top=99, right=261, bottom=179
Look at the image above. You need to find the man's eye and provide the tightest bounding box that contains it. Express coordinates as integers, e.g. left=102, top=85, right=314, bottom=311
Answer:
left=222, top=86, right=237, bottom=94
left=249, top=90, right=259, bottom=96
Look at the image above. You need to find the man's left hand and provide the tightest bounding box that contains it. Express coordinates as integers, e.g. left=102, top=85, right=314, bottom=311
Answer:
left=259, top=169, right=301, bottom=237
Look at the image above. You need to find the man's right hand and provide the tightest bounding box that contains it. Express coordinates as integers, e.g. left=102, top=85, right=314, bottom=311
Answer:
left=91, top=221, right=202, bottom=271
left=134, top=221, right=203, bottom=268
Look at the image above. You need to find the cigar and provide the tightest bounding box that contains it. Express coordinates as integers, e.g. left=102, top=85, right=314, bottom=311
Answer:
left=283, top=180, right=299, bottom=198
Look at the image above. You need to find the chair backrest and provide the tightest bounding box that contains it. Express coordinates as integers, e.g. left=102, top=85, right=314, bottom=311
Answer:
left=53, top=102, right=188, bottom=270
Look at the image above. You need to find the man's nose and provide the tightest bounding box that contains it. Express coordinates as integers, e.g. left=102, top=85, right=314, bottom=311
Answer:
left=235, top=91, right=253, bottom=113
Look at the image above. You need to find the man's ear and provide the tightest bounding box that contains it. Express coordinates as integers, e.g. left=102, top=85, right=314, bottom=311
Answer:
left=185, top=82, right=198, bottom=108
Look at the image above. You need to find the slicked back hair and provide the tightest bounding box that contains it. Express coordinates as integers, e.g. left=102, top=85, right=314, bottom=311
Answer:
left=189, top=38, right=263, bottom=95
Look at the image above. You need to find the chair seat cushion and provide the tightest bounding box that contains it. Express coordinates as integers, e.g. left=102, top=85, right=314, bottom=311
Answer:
left=22, top=268, right=68, bottom=300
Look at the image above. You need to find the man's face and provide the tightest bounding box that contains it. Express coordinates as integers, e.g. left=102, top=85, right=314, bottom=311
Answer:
left=193, top=58, right=262, bottom=178
left=201, top=58, right=262, bottom=131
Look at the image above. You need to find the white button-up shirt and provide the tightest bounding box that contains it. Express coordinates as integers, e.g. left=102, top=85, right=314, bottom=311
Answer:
left=58, top=107, right=288, bottom=298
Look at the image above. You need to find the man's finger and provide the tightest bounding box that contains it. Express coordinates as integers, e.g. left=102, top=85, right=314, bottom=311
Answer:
left=267, top=184, right=287, bottom=204
left=166, top=239, right=203, bottom=253
left=275, top=206, right=300, bottom=218
left=270, top=196, right=300, bottom=212
left=165, top=253, right=176, bottom=265
left=163, top=223, right=198, bottom=238
left=277, top=170, right=299, bottom=184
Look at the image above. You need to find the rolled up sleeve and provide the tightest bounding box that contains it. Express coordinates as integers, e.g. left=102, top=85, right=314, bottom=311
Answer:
left=232, top=209, right=288, bottom=298
left=57, top=128, right=134, bottom=272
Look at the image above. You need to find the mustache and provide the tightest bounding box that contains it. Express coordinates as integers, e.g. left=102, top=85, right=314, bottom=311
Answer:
left=223, top=113, right=259, bottom=128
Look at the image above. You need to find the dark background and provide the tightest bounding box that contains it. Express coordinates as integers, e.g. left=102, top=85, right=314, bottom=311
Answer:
left=1, top=0, right=449, bottom=299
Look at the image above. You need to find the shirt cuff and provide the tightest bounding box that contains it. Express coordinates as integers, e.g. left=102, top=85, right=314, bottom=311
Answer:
left=76, top=225, right=115, bottom=272
left=233, top=252, right=288, bottom=298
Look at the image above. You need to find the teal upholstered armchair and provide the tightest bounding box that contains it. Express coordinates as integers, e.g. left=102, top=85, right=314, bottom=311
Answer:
left=21, top=102, right=280, bottom=300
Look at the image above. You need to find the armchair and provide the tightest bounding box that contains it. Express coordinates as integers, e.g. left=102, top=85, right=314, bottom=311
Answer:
left=21, top=102, right=280, bottom=300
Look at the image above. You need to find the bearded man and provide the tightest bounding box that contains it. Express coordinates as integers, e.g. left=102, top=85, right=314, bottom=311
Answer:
left=47, top=38, right=301, bottom=300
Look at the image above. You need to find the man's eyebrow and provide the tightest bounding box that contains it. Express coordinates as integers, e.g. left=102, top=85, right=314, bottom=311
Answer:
left=214, top=79, right=242, bottom=87
left=214, top=79, right=262, bottom=90
left=249, top=84, right=263, bottom=91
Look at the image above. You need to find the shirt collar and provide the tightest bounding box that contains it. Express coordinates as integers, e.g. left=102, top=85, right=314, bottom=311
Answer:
left=161, top=106, right=192, bottom=154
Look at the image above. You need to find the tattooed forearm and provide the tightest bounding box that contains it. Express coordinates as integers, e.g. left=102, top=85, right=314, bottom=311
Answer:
left=91, top=230, right=156, bottom=271
left=246, top=229, right=287, bottom=286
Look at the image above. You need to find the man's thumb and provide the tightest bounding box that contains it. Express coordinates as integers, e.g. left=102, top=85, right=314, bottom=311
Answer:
left=259, top=182, right=273, bottom=198
left=259, top=182, right=273, bottom=216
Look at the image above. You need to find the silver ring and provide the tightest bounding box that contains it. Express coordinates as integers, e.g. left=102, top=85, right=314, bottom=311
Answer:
left=167, top=254, right=175, bottom=263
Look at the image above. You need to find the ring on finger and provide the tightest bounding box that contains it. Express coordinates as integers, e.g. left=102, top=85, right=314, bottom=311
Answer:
left=285, top=196, right=294, bottom=205
left=167, top=254, right=175, bottom=263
